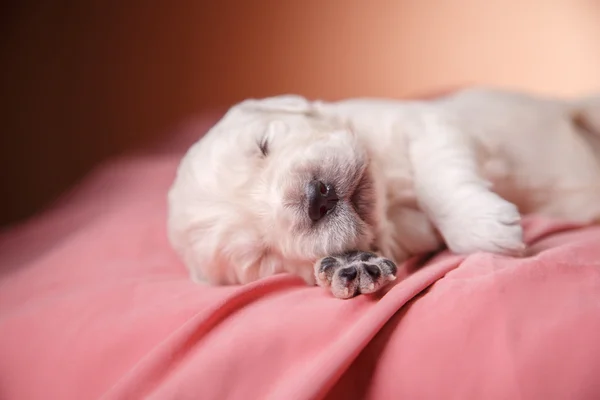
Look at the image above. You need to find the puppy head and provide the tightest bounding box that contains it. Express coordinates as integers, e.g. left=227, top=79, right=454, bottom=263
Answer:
left=168, top=95, right=379, bottom=285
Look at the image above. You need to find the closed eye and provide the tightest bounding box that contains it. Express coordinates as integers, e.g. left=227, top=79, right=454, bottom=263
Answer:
left=258, top=136, right=269, bottom=157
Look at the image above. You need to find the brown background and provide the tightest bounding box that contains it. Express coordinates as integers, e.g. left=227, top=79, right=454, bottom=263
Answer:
left=2, top=0, right=600, bottom=227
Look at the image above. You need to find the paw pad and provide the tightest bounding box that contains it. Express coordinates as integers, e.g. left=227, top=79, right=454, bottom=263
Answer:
left=314, top=252, right=397, bottom=299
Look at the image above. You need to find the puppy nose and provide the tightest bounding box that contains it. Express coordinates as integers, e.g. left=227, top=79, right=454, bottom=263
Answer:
left=307, top=180, right=338, bottom=221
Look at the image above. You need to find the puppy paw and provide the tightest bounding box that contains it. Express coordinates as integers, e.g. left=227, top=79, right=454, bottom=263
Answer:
left=441, top=192, right=525, bottom=256
left=314, top=251, right=397, bottom=299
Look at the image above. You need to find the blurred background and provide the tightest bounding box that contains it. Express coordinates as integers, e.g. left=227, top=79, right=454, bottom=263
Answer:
left=1, top=0, right=600, bottom=227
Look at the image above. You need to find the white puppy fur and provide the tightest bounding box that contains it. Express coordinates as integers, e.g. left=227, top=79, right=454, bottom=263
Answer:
left=167, top=88, right=600, bottom=297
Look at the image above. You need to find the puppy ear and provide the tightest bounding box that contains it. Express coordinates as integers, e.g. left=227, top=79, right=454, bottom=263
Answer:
left=170, top=227, right=262, bottom=285
left=239, top=95, right=313, bottom=114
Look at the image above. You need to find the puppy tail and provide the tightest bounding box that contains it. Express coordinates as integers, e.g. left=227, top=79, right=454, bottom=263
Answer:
left=571, top=95, right=600, bottom=137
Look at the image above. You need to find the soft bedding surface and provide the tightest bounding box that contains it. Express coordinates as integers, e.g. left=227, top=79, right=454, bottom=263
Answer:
left=1, top=110, right=600, bottom=400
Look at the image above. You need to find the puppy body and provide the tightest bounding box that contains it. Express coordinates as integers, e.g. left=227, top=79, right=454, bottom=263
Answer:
left=168, top=88, right=600, bottom=296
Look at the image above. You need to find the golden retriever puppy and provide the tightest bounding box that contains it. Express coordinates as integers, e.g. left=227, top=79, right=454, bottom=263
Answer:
left=167, top=88, right=600, bottom=298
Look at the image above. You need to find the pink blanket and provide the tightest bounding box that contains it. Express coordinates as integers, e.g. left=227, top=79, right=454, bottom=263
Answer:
left=1, top=112, right=600, bottom=399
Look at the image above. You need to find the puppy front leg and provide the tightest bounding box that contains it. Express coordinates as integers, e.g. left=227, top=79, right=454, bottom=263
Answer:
left=406, top=112, right=525, bottom=256
left=313, top=251, right=397, bottom=299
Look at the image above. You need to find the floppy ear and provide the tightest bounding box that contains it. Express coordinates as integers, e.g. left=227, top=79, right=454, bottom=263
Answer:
left=238, top=95, right=314, bottom=114
left=178, top=218, right=268, bottom=285
left=167, top=144, right=268, bottom=285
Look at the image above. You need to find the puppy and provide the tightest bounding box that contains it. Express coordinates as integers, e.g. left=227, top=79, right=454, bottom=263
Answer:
left=167, top=88, right=600, bottom=299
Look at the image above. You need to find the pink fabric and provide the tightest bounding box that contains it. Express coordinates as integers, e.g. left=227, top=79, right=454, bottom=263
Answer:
left=1, top=112, right=600, bottom=400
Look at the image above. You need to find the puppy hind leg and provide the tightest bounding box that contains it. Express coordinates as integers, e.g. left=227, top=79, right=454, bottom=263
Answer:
left=537, top=188, right=600, bottom=224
